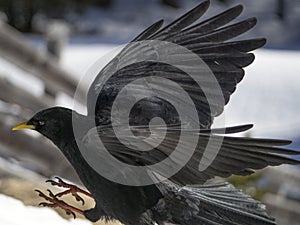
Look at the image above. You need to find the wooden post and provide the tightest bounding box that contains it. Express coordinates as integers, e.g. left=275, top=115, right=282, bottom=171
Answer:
left=46, top=20, right=70, bottom=61
left=0, top=77, right=53, bottom=112
left=0, top=21, right=86, bottom=104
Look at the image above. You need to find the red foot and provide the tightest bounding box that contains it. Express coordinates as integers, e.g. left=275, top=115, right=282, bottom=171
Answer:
left=46, top=177, right=93, bottom=205
left=35, top=189, right=84, bottom=219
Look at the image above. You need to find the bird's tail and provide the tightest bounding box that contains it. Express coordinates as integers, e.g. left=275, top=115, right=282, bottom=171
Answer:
left=152, top=182, right=276, bottom=225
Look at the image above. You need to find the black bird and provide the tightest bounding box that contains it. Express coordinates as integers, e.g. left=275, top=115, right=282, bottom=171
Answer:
left=13, top=1, right=300, bottom=225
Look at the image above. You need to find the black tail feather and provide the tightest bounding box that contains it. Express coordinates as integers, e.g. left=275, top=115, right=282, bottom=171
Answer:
left=152, top=182, right=276, bottom=225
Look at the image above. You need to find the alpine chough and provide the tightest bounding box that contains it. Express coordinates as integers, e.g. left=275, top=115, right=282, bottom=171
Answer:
left=13, top=1, right=300, bottom=224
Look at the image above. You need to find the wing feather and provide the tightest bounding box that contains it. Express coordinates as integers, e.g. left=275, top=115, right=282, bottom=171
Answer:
left=82, top=125, right=300, bottom=185
left=87, top=2, right=266, bottom=128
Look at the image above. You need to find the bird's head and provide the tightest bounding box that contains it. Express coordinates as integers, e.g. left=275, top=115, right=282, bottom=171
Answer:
left=12, top=107, right=77, bottom=146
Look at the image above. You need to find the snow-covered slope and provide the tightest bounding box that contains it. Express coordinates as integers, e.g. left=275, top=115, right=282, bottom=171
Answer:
left=224, top=49, right=300, bottom=139
left=0, top=194, right=91, bottom=225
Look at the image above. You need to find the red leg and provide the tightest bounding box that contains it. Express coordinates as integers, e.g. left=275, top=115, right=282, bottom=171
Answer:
left=35, top=189, right=84, bottom=219
left=46, top=177, right=93, bottom=205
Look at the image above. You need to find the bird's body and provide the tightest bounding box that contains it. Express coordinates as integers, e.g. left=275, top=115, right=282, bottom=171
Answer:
left=27, top=108, right=284, bottom=225
left=13, top=1, right=300, bottom=224
left=67, top=142, right=163, bottom=225
left=36, top=108, right=162, bottom=224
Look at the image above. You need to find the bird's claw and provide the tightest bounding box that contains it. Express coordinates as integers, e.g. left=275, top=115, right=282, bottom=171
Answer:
left=35, top=189, right=54, bottom=201
left=35, top=177, right=92, bottom=218
left=46, top=176, right=69, bottom=188
left=45, top=177, right=92, bottom=205
left=35, top=189, right=78, bottom=219
left=66, top=211, right=76, bottom=219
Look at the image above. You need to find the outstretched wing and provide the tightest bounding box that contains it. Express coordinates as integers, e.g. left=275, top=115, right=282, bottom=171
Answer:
left=82, top=125, right=300, bottom=185
left=87, top=1, right=266, bottom=129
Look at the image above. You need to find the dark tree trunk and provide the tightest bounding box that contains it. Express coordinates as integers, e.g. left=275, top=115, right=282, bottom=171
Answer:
left=4, top=0, right=35, bottom=32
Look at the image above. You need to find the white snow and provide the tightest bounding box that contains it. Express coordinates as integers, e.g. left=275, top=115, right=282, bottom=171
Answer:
left=0, top=59, right=44, bottom=97
left=61, top=44, right=115, bottom=80
left=223, top=49, right=300, bottom=139
left=0, top=194, right=91, bottom=225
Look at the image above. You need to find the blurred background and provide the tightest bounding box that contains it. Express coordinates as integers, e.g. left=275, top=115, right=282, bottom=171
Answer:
left=0, top=0, right=299, bottom=224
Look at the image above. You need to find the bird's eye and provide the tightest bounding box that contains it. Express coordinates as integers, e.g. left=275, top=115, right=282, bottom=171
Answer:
left=39, top=120, right=45, bottom=126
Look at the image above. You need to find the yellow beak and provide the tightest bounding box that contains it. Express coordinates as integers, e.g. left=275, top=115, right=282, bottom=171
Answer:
left=12, top=121, right=35, bottom=131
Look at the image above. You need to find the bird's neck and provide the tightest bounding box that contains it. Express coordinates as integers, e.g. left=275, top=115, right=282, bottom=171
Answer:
left=53, top=115, right=105, bottom=193
left=59, top=137, right=100, bottom=193
left=54, top=114, right=91, bottom=167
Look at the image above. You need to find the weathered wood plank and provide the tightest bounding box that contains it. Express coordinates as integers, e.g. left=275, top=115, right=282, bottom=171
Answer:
left=0, top=21, right=86, bottom=103
left=0, top=77, right=53, bottom=112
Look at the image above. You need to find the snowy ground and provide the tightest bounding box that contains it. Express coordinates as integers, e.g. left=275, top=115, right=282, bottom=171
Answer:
left=0, top=194, right=91, bottom=225
left=223, top=49, right=300, bottom=140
